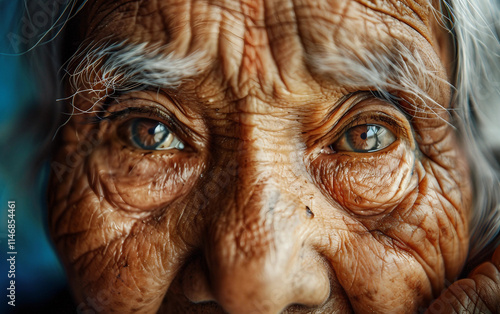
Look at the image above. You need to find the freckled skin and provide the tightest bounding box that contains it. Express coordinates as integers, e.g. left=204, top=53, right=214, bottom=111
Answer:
left=47, top=0, right=495, bottom=313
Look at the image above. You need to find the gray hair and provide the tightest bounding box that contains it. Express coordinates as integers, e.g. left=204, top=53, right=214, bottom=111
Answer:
left=18, top=0, right=500, bottom=268
left=441, top=0, right=500, bottom=263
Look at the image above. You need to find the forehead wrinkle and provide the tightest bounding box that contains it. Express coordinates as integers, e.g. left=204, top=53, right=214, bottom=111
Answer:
left=298, top=0, right=439, bottom=87
left=305, top=40, right=403, bottom=90
left=353, top=0, right=435, bottom=44
left=82, top=0, right=142, bottom=37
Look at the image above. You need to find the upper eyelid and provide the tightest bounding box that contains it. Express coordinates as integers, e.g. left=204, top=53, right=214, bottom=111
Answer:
left=90, top=104, right=191, bottom=141
left=339, top=91, right=413, bottom=132
left=371, top=90, right=400, bottom=106
left=91, top=91, right=211, bottom=148
left=321, top=90, right=403, bottom=132
left=103, top=107, right=163, bottom=121
left=332, top=111, right=406, bottom=146
left=371, top=91, right=415, bottom=122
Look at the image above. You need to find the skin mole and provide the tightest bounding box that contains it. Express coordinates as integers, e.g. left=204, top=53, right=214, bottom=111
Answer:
left=44, top=0, right=500, bottom=313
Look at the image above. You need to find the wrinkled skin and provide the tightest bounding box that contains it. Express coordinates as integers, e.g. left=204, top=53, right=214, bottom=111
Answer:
left=48, top=0, right=500, bottom=313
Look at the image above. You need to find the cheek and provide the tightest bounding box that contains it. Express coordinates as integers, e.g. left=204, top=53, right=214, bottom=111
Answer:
left=48, top=125, right=202, bottom=311
left=311, top=136, right=470, bottom=296
left=374, top=156, right=470, bottom=289
left=49, top=164, right=148, bottom=307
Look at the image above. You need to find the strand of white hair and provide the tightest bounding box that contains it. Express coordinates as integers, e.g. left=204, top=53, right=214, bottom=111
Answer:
left=443, top=0, right=500, bottom=263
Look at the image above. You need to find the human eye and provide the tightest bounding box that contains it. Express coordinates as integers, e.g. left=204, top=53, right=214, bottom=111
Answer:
left=331, top=124, right=396, bottom=153
left=78, top=96, right=203, bottom=214
left=308, top=95, right=418, bottom=216
left=92, top=100, right=191, bottom=152
left=120, top=118, right=185, bottom=151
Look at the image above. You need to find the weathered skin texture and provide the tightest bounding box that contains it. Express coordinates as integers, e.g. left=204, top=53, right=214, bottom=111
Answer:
left=48, top=0, right=500, bottom=313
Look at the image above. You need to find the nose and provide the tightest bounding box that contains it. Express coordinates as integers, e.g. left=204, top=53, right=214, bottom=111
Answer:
left=182, top=185, right=331, bottom=314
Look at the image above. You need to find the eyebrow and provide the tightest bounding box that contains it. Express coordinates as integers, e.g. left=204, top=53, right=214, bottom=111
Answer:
left=67, top=41, right=208, bottom=95
left=304, top=41, right=448, bottom=114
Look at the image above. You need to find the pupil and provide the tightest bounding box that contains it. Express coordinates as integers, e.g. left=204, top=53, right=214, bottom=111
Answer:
left=148, top=127, right=155, bottom=135
left=360, top=132, right=367, bottom=140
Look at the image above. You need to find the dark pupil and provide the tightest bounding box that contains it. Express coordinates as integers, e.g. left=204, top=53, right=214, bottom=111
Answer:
left=360, top=132, right=367, bottom=140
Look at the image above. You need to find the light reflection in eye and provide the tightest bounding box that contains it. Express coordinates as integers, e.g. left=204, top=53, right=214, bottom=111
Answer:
left=332, top=124, right=396, bottom=153
left=125, top=118, right=185, bottom=150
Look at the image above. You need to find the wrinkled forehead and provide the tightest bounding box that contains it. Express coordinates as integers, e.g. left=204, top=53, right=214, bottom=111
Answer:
left=79, top=0, right=441, bottom=43
left=71, top=0, right=450, bottom=101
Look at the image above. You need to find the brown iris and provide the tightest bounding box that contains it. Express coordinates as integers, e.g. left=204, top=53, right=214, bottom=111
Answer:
left=120, top=118, right=185, bottom=150
left=332, top=124, right=396, bottom=152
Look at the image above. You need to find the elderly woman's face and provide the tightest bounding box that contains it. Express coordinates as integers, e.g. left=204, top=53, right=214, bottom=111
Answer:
left=49, top=0, right=473, bottom=312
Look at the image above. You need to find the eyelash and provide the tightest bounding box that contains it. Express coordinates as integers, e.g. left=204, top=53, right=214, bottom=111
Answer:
left=321, top=90, right=405, bottom=140
left=88, top=106, right=185, bottom=138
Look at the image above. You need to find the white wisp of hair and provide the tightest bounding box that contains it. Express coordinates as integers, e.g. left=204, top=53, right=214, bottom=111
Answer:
left=61, top=40, right=208, bottom=119
left=306, top=40, right=450, bottom=123
left=441, top=0, right=500, bottom=262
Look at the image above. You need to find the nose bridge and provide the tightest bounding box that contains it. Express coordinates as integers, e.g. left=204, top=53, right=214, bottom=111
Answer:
left=208, top=175, right=295, bottom=268
left=194, top=156, right=331, bottom=312
left=212, top=125, right=302, bottom=269
left=205, top=179, right=312, bottom=312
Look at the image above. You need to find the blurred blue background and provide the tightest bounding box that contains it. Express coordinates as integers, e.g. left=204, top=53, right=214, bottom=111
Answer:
left=0, top=1, right=70, bottom=313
